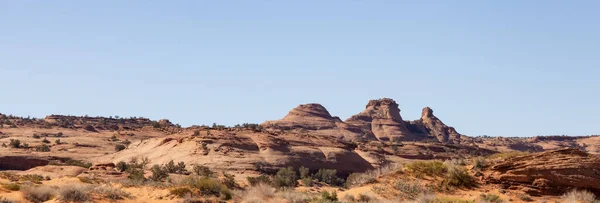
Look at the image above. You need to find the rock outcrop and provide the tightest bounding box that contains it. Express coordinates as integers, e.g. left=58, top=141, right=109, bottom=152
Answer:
left=0, top=156, right=49, bottom=170
left=346, top=98, right=413, bottom=141
left=486, top=149, right=600, bottom=195
left=408, top=107, right=462, bottom=144
left=263, top=104, right=376, bottom=141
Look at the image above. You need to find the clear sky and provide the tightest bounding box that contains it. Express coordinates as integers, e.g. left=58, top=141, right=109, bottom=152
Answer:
left=1, top=1, right=599, bottom=137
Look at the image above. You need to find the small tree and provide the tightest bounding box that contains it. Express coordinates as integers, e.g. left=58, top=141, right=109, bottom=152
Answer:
left=150, top=164, right=168, bottom=181
left=273, top=167, right=297, bottom=188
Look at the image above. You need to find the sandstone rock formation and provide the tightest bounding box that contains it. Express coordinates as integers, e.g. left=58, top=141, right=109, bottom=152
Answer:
left=262, top=104, right=376, bottom=141
left=486, top=149, right=600, bottom=195
left=408, top=107, right=462, bottom=144
left=346, top=98, right=413, bottom=141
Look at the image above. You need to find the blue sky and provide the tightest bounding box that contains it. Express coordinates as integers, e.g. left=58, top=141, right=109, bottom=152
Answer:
left=1, top=1, right=599, bottom=137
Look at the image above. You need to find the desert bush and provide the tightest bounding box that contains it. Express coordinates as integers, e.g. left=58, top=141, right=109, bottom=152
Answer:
left=115, top=144, right=126, bottom=152
left=394, top=180, right=430, bottom=199
left=170, top=187, right=193, bottom=197
left=345, top=164, right=400, bottom=188
left=22, top=186, right=55, bottom=203
left=9, top=139, right=21, bottom=148
left=487, top=151, right=529, bottom=160
left=478, top=193, right=502, bottom=203
left=20, top=174, right=45, bottom=183
left=94, top=185, right=130, bottom=200
left=55, top=139, right=61, bottom=144
left=472, top=157, right=488, bottom=169
left=164, top=160, right=187, bottom=174
left=35, top=144, right=50, bottom=152
left=314, top=168, right=344, bottom=186
left=405, top=160, right=447, bottom=178
left=56, top=132, right=63, bottom=137
left=357, top=193, right=375, bottom=202
left=410, top=193, right=436, bottom=203
left=273, top=167, right=297, bottom=188
left=446, top=158, right=466, bottom=166
left=516, top=193, right=533, bottom=202
left=299, top=166, right=310, bottom=179
left=300, top=177, right=314, bottom=187
left=444, top=162, right=475, bottom=188
left=32, top=134, right=40, bottom=139
left=59, top=185, right=91, bottom=202
left=247, top=175, right=271, bottom=186
left=276, top=189, right=311, bottom=203
left=222, top=172, right=236, bottom=188
left=116, top=161, right=128, bottom=172
left=41, top=138, right=50, bottom=144
left=2, top=183, right=20, bottom=191
left=320, top=190, right=338, bottom=202
left=192, top=165, right=213, bottom=177
left=150, top=164, right=169, bottom=181
left=561, top=189, right=596, bottom=203
left=110, top=135, right=119, bottom=141
left=179, top=176, right=230, bottom=198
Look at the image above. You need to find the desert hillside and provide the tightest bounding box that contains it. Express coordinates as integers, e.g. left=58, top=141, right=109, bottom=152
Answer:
left=1, top=98, right=599, bottom=202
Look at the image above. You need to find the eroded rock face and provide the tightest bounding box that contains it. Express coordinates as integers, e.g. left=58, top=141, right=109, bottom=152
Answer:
left=415, top=107, right=462, bottom=144
left=486, top=149, right=600, bottom=195
left=346, top=98, right=412, bottom=141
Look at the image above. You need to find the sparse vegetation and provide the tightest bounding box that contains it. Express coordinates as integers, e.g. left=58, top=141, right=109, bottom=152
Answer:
left=41, top=138, right=50, bottom=144
left=472, top=156, right=488, bottom=169
left=247, top=175, right=271, bottom=186
left=444, top=162, right=475, bottom=188
left=314, top=168, right=344, bottom=186
left=1, top=183, right=20, bottom=191
left=273, top=167, right=297, bottom=188
left=394, top=180, right=430, bottom=199
left=240, top=183, right=276, bottom=203
left=115, top=144, right=126, bottom=151
left=405, top=160, right=446, bottom=178
left=150, top=164, right=169, bottom=181
left=561, top=190, right=596, bottom=203
left=319, top=190, right=338, bottom=202
left=93, top=185, right=131, bottom=200
left=22, top=185, right=55, bottom=203
left=478, top=193, right=502, bottom=203
left=35, top=144, right=50, bottom=152
left=59, top=185, right=92, bottom=202
left=192, top=164, right=213, bottom=177
left=9, top=139, right=21, bottom=148
left=517, top=193, right=533, bottom=202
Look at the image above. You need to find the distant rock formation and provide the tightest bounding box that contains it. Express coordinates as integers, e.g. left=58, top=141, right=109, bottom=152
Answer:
left=345, top=98, right=413, bottom=141
left=409, top=107, right=462, bottom=144
left=263, top=98, right=464, bottom=144
left=262, top=104, right=376, bottom=141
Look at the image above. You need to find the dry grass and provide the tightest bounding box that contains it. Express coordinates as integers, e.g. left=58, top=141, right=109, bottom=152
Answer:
left=561, top=190, right=596, bottom=203
left=240, top=184, right=276, bottom=203
left=58, top=185, right=92, bottom=202
left=0, top=197, right=18, bottom=203
left=346, top=163, right=401, bottom=187
left=405, top=161, right=446, bottom=178
left=394, top=180, right=430, bottom=199
left=22, top=185, right=55, bottom=203
left=93, top=184, right=131, bottom=200
left=478, top=193, right=503, bottom=203
left=487, top=151, right=529, bottom=160
left=275, top=189, right=311, bottom=203
left=1, top=183, right=20, bottom=191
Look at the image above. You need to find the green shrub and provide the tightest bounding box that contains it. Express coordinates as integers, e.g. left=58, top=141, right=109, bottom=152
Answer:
left=405, top=160, right=447, bottom=178
left=517, top=193, right=533, bottom=202
left=247, top=175, right=271, bottom=186
left=55, top=139, right=61, bottom=145
left=301, top=177, right=313, bottom=187
left=8, top=139, right=21, bottom=148
left=115, top=144, right=126, bottom=152
left=2, top=183, right=20, bottom=191
left=192, top=165, right=213, bottom=177
left=164, top=160, right=187, bottom=174
left=35, top=144, right=50, bottom=152
left=116, top=161, right=128, bottom=172
left=150, top=164, right=169, bottom=181
left=320, top=190, right=338, bottom=202
left=222, top=172, right=236, bottom=188
left=314, top=169, right=344, bottom=186
left=445, top=163, right=475, bottom=187
left=299, top=166, right=310, bottom=179
left=479, top=193, right=502, bottom=203
left=170, top=187, right=193, bottom=197
left=273, top=167, right=297, bottom=188
left=41, top=138, right=50, bottom=144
